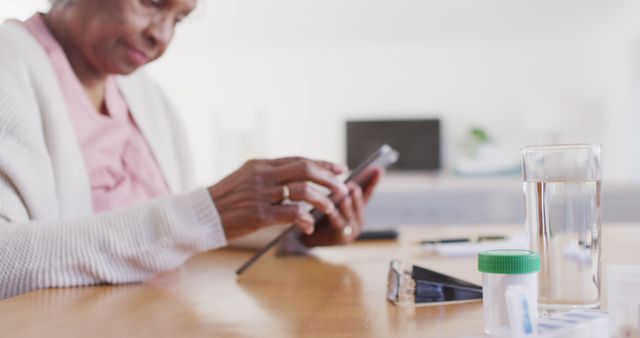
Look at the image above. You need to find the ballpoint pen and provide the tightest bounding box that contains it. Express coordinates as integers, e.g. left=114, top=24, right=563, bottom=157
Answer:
left=420, top=235, right=506, bottom=245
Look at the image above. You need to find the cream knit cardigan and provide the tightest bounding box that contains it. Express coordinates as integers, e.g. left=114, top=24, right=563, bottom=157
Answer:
left=0, top=21, right=227, bottom=299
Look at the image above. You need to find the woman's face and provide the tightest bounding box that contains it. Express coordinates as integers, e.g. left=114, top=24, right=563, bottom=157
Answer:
left=65, top=0, right=197, bottom=76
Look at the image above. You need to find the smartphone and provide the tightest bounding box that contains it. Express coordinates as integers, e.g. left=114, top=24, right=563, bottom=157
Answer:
left=308, top=144, right=398, bottom=222
left=356, top=229, right=399, bottom=241
left=236, top=144, right=399, bottom=275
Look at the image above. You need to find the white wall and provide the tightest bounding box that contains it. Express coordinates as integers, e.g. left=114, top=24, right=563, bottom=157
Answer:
left=0, top=1, right=48, bottom=19
left=587, top=1, right=640, bottom=184
left=3, top=0, right=640, bottom=185
left=151, top=0, right=624, bottom=184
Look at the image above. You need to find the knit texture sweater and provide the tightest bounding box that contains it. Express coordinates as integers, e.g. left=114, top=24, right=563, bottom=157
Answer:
left=0, top=20, right=227, bottom=299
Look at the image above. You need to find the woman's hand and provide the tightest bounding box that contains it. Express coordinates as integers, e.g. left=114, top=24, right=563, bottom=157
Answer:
left=301, top=167, right=382, bottom=247
left=208, top=157, right=350, bottom=240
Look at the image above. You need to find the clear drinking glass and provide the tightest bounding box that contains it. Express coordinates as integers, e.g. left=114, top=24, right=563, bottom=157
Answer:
left=522, top=144, right=602, bottom=315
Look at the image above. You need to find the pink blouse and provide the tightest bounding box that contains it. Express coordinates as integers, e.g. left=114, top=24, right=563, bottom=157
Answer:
left=22, top=14, right=170, bottom=213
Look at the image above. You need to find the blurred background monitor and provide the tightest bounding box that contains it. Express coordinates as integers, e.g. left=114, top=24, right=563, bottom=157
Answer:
left=346, top=119, right=441, bottom=171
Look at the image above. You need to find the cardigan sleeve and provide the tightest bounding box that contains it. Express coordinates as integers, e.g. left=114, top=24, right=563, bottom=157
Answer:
left=0, top=188, right=227, bottom=300
left=0, top=60, right=228, bottom=300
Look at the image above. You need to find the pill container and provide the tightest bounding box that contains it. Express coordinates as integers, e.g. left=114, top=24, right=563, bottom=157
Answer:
left=608, top=265, right=640, bottom=337
left=478, top=250, right=540, bottom=335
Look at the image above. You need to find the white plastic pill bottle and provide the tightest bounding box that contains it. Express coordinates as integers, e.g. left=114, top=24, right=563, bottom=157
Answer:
left=478, top=250, right=540, bottom=335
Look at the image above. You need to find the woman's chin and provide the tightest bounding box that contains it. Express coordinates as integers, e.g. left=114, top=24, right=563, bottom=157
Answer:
left=112, top=63, right=142, bottom=76
left=119, top=67, right=139, bottom=76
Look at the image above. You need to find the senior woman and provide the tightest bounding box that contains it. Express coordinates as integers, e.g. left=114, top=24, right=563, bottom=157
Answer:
left=0, top=0, right=381, bottom=299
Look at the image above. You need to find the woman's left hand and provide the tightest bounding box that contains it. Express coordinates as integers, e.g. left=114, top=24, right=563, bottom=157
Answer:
left=301, top=167, right=383, bottom=247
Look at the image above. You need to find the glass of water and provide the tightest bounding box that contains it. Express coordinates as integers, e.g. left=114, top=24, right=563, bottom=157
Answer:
left=522, top=144, right=602, bottom=315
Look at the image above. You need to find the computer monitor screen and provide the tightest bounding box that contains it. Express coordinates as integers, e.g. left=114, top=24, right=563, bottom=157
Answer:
left=346, top=119, right=440, bottom=171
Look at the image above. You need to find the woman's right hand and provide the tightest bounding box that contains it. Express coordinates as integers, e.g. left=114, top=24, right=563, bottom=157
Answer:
left=208, top=157, right=350, bottom=240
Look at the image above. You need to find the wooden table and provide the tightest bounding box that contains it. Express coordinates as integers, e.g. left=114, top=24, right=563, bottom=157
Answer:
left=1, top=224, right=639, bottom=338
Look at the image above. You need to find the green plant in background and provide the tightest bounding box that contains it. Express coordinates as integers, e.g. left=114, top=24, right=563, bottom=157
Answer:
left=465, top=126, right=491, bottom=158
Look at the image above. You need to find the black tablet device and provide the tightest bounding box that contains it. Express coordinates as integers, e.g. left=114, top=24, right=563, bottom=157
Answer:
left=236, top=144, right=399, bottom=275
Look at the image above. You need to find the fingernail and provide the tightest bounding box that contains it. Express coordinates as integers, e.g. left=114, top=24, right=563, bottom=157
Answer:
left=327, top=203, right=335, bottom=213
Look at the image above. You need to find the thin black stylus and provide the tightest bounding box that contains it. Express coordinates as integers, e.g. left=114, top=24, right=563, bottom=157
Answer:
left=236, top=208, right=325, bottom=275
left=235, top=224, right=297, bottom=275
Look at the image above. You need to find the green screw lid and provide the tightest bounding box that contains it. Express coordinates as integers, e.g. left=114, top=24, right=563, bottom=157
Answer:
left=478, top=250, right=540, bottom=274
